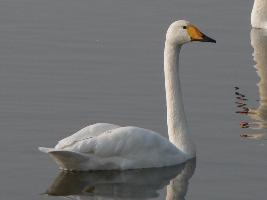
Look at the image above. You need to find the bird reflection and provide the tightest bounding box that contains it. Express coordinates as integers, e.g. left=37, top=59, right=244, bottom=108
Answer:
left=249, top=29, right=267, bottom=123
left=45, top=158, right=196, bottom=200
left=235, top=28, right=267, bottom=140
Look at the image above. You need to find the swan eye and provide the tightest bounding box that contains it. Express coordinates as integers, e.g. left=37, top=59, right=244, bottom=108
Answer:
left=182, top=26, right=187, bottom=29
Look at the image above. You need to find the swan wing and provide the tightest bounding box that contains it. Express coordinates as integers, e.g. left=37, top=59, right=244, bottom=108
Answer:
left=55, top=123, right=120, bottom=149
left=39, top=126, right=186, bottom=170
left=91, top=126, right=181, bottom=158
left=38, top=147, right=92, bottom=170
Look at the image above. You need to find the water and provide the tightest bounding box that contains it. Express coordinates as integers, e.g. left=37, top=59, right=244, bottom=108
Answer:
left=46, top=159, right=196, bottom=199
left=0, top=0, right=266, bottom=199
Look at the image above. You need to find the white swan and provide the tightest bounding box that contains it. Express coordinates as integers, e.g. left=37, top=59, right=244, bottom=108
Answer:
left=251, top=0, right=267, bottom=29
left=39, top=20, right=216, bottom=171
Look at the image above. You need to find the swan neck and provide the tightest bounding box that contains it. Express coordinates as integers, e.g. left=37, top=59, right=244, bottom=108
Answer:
left=251, top=0, right=267, bottom=29
left=164, top=41, right=195, bottom=157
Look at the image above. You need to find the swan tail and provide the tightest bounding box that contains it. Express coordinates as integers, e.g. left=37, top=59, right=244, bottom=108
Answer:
left=38, top=147, right=55, bottom=153
left=38, top=147, right=90, bottom=171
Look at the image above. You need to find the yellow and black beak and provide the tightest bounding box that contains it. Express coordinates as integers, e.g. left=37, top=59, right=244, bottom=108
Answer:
left=187, top=25, right=216, bottom=43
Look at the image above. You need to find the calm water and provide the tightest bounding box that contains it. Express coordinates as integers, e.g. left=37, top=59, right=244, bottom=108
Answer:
left=0, top=0, right=266, bottom=199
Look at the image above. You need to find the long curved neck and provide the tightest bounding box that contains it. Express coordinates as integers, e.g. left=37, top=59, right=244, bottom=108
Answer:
left=164, top=41, right=195, bottom=157
left=251, top=0, right=267, bottom=29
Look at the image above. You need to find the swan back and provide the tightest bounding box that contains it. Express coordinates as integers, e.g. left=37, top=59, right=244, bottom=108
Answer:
left=55, top=123, right=120, bottom=149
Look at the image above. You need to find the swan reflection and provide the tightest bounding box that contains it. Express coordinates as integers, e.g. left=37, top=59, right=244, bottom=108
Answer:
left=45, top=158, right=196, bottom=200
left=249, top=29, right=267, bottom=124
left=235, top=28, right=267, bottom=140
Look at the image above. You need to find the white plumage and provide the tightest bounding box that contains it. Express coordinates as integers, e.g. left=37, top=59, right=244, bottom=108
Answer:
left=251, top=0, right=267, bottom=29
left=39, top=20, right=215, bottom=171
left=40, top=123, right=186, bottom=170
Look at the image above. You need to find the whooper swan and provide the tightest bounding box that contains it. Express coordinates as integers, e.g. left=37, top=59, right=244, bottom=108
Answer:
left=39, top=20, right=216, bottom=171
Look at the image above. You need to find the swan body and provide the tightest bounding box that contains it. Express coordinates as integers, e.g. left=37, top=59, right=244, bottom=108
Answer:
left=40, top=123, right=186, bottom=170
left=39, top=20, right=216, bottom=171
left=251, top=0, right=267, bottom=29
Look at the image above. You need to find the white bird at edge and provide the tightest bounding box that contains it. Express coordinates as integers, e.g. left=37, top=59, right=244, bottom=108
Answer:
left=251, top=0, right=267, bottom=29
left=39, top=20, right=216, bottom=171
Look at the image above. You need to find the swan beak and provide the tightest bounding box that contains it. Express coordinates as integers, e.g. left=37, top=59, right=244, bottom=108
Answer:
left=187, top=25, right=216, bottom=43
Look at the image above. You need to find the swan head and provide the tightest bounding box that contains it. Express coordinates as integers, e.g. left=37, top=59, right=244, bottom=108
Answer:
left=166, top=20, right=216, bottom=46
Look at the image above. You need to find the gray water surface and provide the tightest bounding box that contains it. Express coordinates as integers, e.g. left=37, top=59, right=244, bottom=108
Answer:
left=0, top=0, right=266, bottom=200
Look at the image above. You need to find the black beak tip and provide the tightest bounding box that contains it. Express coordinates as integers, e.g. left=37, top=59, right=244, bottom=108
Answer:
left=210, top=38, right=216, bottom=43
left=203, top=35, right=216, bottom=43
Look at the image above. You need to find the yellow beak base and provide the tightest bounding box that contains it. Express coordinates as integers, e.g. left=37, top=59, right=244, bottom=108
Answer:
left=187, top=25, right=216, bottom=43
